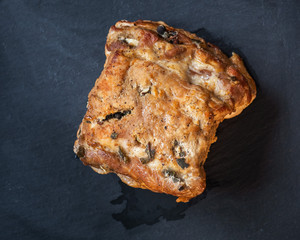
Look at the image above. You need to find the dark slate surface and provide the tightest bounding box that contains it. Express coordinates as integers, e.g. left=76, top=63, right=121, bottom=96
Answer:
left=1, top=0, right=299, bottom=239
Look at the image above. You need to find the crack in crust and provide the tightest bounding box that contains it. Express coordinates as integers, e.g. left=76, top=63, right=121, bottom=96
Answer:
left=74, top=20, right=256, bottom=202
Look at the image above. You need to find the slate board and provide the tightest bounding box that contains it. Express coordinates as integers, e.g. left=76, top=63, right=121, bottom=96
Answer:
left=1, top=0, right=299, bottom=239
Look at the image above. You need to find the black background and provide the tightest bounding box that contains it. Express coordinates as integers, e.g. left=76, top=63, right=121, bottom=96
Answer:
left=1, top=0, right=299, bottom=239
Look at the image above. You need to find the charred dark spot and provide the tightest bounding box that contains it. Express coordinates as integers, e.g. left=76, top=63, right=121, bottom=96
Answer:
left=164, top=126, right=167, bottom=130
left=231, top=76, right=238, bottom=81
left=150, top=149, right=156, bottom=158
left=179, top=186, right=185, bottom=191
left=111, top=132, right=118, bottom=139
left=118, top=147, right=128, bottom=163
left=176, top=158, right=190, bottom=169
left=140, top=142, right=156, bottom=164
left=146, top=142, right=156, bottom=159
left=103, top=110, right=131, bottom=122
left=85, top=120, right=91, bottom=124
left=77, top=146, right=85, bottom=158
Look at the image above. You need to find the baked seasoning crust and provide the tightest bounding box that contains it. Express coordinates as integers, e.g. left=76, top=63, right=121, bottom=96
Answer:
left=74, top=20, right=256, bottom=202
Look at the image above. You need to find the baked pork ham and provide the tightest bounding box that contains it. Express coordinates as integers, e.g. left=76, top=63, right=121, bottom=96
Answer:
left=74, top=20, right=256, bottom=202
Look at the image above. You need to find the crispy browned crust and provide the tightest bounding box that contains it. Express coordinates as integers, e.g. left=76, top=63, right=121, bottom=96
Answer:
left=74, top=20, right=256, bottom=202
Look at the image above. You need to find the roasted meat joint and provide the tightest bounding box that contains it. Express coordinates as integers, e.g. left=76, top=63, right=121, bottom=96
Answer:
left=74, top=20, right=256, bottom=202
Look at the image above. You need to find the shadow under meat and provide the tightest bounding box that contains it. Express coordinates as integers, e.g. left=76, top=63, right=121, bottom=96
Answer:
left=110, top=28, right=279, bottom=229
left=111, top=180, right=208, bottom=229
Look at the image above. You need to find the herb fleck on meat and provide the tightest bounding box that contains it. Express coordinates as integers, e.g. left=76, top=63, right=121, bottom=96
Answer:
left=76, top=146, right=85, bottom=158
left=118, top=147, right=128, bottom=163
left=140, top=142, right=156, bottom=164
left=111, top=132, right=118, bottom=139
left=176, top=158, right=190, bottom=169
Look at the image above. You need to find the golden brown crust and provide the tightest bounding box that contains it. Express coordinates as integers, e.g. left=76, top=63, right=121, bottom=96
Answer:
left=73, top=20, right=256, bottom=202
